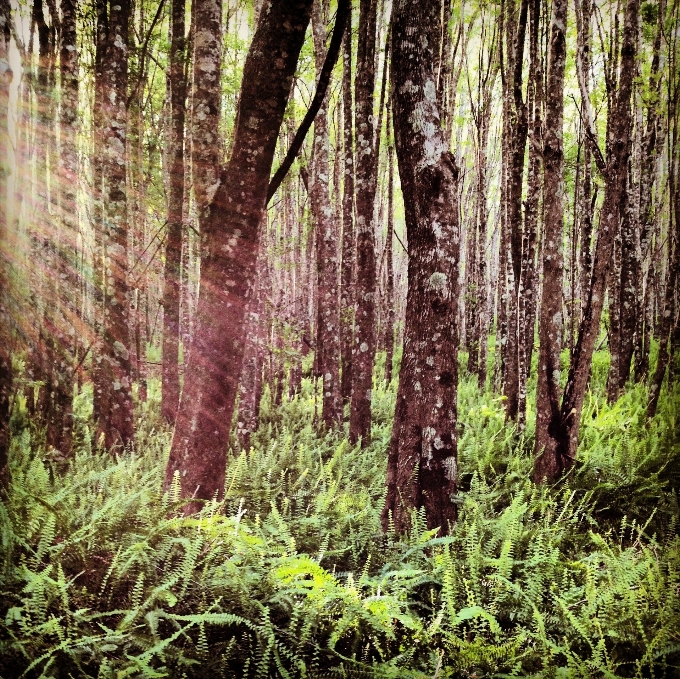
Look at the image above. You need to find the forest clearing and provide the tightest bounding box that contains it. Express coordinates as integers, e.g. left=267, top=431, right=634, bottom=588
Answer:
left=0, top=0, right=679, bottom=676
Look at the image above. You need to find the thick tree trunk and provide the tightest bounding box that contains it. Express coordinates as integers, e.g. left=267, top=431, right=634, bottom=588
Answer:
left=533, top=0, right=567, bottom=481
left=556, top=0, right=640, bottom=473
left=340, top=21, right=355, bottom=404
left=162, top=0, right=188, bottom=424
left=97, top=0, right=135, bottom=450
left=349, top=0, right=378, bottom=445
left=382, top=0, right=461, bottom=536
left=0, top=0, right=12, bottom=490
left=310, top=0, right=342, bottom=427
left=191, top=0, right=222, bottom=225
left=164, top=0, right=313, bottom=508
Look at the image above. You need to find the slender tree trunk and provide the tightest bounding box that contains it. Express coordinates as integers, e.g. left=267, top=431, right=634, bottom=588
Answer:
left=340, top=20, right=355, bottom=404
left=557, top=0, right=640, bottom=472
left=617, top=121, right=641, bottom=392
left=575, top=0, right=595, bottom=323
left=533, top=0, right=567, bottom=481
left=607, top=227, right=623, bottom=400
left=0, top=0, right=12, bottom=490
left=648, top=102, right=679, bottom=418
left=501, top=0, right=529, bottom=423
left=45, top=0, right=80, bottom=454
left=164, top=0, right=313, bottom=509
left=349, top=0, right=379, bottom=446
left=382, top=0, right=461, bottom=536
left=238, top=232, right=267, bottom=449
left=634, top=1, right=664, bottom=381
left=27, top=0, right=53, bottom=429
left=162, top=0, right=188, bottom=424
left=384, top=111, right=395, bottom=384
left=472, top=52, right=496, bottom=390
left=518, top=0, right=542, bottom=428
left=91, top=0, right=108, bottom=429
left=128, top=13, right=148, bottom=405
left=466, top=179, right=480, bottom=376
left=310, top=0, right=342, bottom=426
left=648, top=222, right=678, bottom=419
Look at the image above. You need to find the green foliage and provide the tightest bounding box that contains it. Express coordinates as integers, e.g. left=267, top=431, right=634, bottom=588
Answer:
left=1, top=367, right=679, bottom=677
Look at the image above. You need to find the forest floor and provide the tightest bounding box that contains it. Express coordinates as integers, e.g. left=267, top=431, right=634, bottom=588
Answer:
left=1, top=348, right=679, bottom=678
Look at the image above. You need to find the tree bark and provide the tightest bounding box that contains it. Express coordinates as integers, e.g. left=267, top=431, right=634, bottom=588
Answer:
left=238, top=233, right=266, bottom=449
left=41, top=0, right=79, bottom=454
left=96, top=0, right=135, bottom=450
left=350, top=0, right=379, bottom=445
left=647, top=102, right=679, bottom=418
left=382, top=0, right=461, bottom=536
left=91, top=0, right=108, bottom=429
left=191, top=0, right=222, bottom=225
left=384, top=110, right=395, bottom=384
left=556, top=0, right=640, bottom=475
left=164, top=0, right=313, bottom=509
left=162, top=0, right=188, bottom=424
left=634, top=1, right=664, bottom=381
left=26, top=0, right=54, bottom=430
left=340, top=20, right=355, bottom=404
left=0, top=0, right=12, bottom=491
left=518, top=0, right=542, bottom=427
left=533, top=0, right=567, bottom=481
left=310, top=0, right=342, bottom=426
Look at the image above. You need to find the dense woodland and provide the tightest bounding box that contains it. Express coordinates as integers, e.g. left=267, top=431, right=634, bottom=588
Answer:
left=0, top=0, right=679, bottom=675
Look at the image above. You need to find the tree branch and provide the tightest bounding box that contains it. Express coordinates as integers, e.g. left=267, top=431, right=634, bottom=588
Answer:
left=266, top=0, right=350, bottom=204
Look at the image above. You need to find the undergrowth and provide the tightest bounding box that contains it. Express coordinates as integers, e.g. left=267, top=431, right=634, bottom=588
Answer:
left=1, top=350, right=679, bottom=678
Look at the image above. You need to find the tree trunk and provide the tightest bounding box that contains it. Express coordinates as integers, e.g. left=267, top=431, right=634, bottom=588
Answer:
left=162, top=0, right=188, bottom=424
left=91, top=0, right=108, bottom=429
left=384, top=111, right=395, bottom=384
left=557, top=0, right=640, bottom=474
left=500, top=0, right=529, bottom=423
left=634, top=2, right=664, bottom=381
left=340, top=20, right=355, bottom=404
left=0, top=0, right=12, bottom=491
left=533, top=0, right=567, bottom=481
left=471, top=40, right=496, bottom=390
left=382, top=0, right=461, bottom=536
left=647, top=104, right=679, bottom=418
left=191, top=0, right=222, bottom=226
left=97, top=0, right=135, bottom=450
left=27, top=0, right=54, bottom=430
left=518, top=0, right=542, bottom=428
left=349, top=0, right=379, bottom=445
left=310, top=0, right=342, bottom=427
left=607, top=228, right=623, bottom=401
left=45, top=0, right=80, bottom=454
left=238, top=234, right=266, bottom=449
left=164, top=0, right=313, bottom=509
